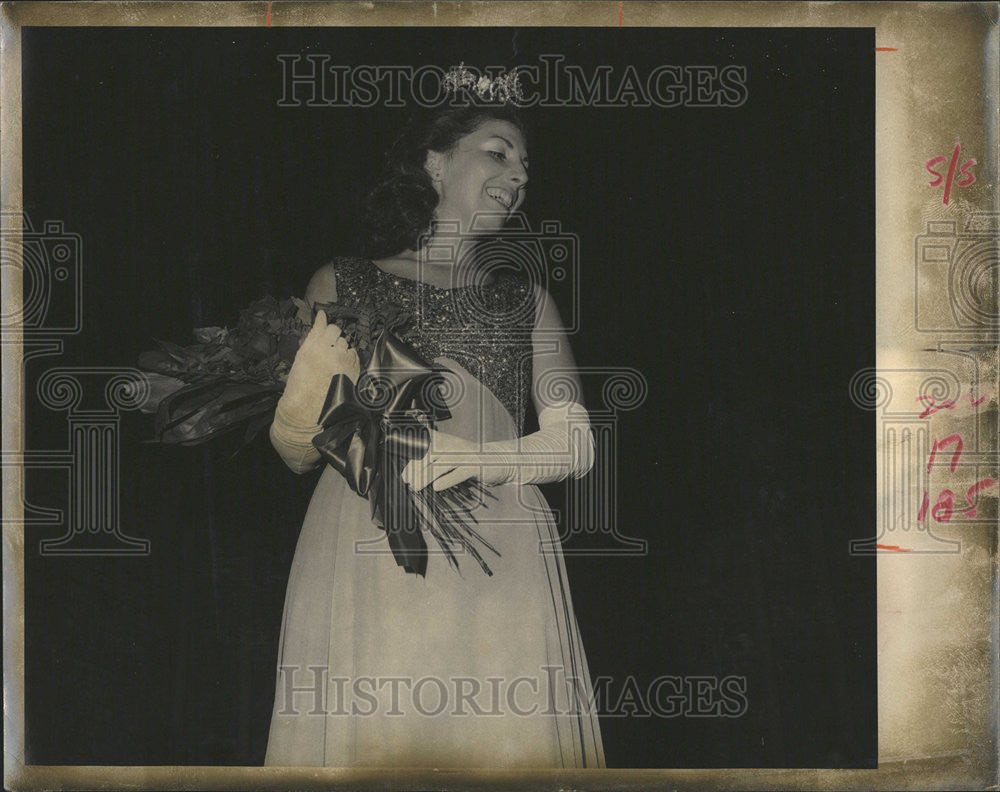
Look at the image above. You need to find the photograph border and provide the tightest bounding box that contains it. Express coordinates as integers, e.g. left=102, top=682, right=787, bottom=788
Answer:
left=2, top=2, right=997, bottom=790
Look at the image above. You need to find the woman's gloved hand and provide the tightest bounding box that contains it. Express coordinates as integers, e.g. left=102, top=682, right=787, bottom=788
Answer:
left=400, top=429, right=514, bottom=492
left=280, top=309, right=360, bottom=425
left=400, top=402, right=596, bottom=491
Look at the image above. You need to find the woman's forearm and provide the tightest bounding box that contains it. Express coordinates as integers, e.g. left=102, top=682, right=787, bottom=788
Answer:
left=482, top=401, right=596, bottom=485
left=271, top=290, right=358, bottom=475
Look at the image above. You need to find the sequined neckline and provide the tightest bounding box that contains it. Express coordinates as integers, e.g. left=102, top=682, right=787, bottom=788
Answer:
left=364, top=257, right=495, bottom=292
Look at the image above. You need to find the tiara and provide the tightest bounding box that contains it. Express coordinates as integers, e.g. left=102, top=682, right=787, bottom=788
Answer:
left=442, top=62, right=525, bottom=104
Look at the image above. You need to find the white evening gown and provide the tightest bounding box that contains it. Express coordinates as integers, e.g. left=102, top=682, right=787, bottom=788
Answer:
left=264, top=256, right=605, bottom=768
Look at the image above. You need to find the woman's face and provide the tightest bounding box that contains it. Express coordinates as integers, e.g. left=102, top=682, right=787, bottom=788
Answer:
left=426, top=118, right=529, bottom=235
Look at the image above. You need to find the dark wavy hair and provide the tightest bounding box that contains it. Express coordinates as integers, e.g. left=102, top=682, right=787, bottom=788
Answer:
left=359, top=100, right=528, bottom=260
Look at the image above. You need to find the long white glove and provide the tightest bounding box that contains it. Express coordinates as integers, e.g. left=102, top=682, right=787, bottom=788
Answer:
left=269, top=311, right=360, bottom=474
left=400, top=400, right=596, bottom=492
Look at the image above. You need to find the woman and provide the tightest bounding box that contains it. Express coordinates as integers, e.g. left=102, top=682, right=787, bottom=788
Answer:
left=264, top=92, right=605, bottom=768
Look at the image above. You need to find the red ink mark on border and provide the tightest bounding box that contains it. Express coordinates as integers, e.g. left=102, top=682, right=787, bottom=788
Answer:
left=619, top=2, right=623, bottom=26
left=927, top=433, right=963, bottom=475
left=916, top=390, right=994, bottom=417
left=875, top=47, right=898, bottom=52
left=926, top=142, right=977, bottom=205
left=267, top=1, right=272, bottom=26
left=876, top=544, right=912, bottom=552
left=942, top=141, right=961, bottom=205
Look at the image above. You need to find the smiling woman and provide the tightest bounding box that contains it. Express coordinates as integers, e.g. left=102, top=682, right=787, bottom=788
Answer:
left=357, top=99, right=529, bottom=271
left=262, top=84, right=605, bottom=768
left=426, top=119, right=529, bottom=219
left=370, top=118, right=528, bottom=289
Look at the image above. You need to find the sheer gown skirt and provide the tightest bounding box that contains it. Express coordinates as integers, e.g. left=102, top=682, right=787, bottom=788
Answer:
left=264, top=358, right=606, bottom=768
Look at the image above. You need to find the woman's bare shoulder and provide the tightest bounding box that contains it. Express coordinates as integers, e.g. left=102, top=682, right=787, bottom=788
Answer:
left=305, top=259, right=348, bottom=306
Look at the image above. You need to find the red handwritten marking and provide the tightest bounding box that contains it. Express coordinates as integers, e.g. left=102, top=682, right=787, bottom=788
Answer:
left=877, top=544, right=911, bottom=552
left=917, top=390, right=994, bottom=418
left=962, top=478, right=996, bottom=519
left=919, top=481, right=998, bottom=523
left=917, top=432, right=997, bottom=524
left=925, top=142, right=977, bottom=205
left=916, top=396, right=956, bottom=419
left=618, top=2, right=623, bottom=26
left=917, top=490, right=929, bottom=523
left=267, top=1, right=272, bottom=26
left=931, top=489, right=956, bottom=523
left=927, top=434, right=963, bottom=474
left=875, top=47, right=898, bottom=52
left=942, top=142, right=960, bottom=205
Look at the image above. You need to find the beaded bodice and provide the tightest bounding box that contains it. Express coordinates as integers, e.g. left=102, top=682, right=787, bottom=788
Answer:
left=328, top=256, right=536, bottom=434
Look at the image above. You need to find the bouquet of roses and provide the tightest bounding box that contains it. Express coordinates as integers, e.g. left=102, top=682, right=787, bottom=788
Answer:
left=139, top=295, right=422, bottom=443
left=139, top=294, right=499, bottom=577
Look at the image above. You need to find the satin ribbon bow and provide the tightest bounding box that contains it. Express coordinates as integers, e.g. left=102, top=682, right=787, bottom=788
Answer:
left=311, top=327, right=451, bottom=577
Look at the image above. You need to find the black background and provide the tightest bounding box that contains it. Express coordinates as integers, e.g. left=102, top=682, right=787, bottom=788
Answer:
left=22, top=26, right=875, bottom=768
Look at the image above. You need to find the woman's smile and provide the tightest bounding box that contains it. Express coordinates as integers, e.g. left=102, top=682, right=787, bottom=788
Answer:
left=485, top=186, right=515, bottom=210
left=427, top=118, right=529, bottom=232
